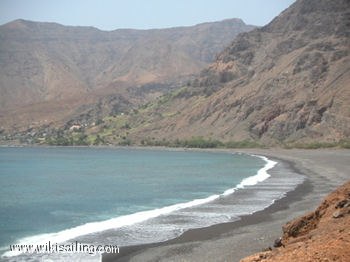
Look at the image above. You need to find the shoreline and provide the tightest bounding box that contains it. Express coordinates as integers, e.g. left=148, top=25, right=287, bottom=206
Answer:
left=103, top=149, right=350, bottom=262
left=101, top=153, right=302, bottom=262
left=103, top=178, right=311, bottom=262
left=0, top=147, right=278, bottom=260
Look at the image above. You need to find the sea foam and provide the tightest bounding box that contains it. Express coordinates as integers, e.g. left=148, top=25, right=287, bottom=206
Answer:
left=223, top=154, right=277, bottom=195
left=2, top=195, right=220, bottom=257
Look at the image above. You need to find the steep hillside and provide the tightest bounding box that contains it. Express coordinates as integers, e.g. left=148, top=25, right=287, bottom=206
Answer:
left=0, top=18, right=254, bottom=131
left=98, top=0, right=349, bottom=146
left=241, top=181, right=350, bottom=262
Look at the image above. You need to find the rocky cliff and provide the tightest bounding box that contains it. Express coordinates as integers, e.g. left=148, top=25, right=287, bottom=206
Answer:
left=241, top=181, right=350, bottom=262
left=109, top=0, right=349, bottom=145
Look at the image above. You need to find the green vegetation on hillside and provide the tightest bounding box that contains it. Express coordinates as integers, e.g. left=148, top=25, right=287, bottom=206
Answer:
left=45, top=131, right=89, bottom=146
left=41, top=129, right=350, bottom=149
left=141, top=137, right=264, bottom=149
left=284, top=139, right=350, bottom=149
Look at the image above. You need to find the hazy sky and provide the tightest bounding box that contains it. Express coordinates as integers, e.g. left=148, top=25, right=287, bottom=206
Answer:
left=0, top=0, right=296, bottom=30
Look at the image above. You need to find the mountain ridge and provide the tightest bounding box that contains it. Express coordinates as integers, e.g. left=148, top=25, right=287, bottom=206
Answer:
left=0, top=18, right=255, bottom=133
left=67, top=0, right=350, bottom=147
left=1, top=0, right=349, bottom=146
left=1, top=17, right=250, bottom=32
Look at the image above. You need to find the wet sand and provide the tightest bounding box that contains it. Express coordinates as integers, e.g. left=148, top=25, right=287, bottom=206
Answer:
left=103, top=149, right=350, bottom=262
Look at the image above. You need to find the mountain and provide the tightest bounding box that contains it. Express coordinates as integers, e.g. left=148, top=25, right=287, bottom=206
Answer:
left=0, top=18, right=255, bottom=132
left=97, top=0, right=349, bottom=146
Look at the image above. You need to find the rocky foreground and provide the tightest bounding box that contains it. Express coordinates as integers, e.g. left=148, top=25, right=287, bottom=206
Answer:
left=241, top=181, right=350, bottom=262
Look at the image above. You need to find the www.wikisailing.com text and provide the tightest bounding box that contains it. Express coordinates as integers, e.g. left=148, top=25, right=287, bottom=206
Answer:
left=8, top=241, right=119, bottom=256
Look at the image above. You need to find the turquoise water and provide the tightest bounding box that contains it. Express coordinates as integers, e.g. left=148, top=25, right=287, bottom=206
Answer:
left=0, top=147, right=265, bottom=258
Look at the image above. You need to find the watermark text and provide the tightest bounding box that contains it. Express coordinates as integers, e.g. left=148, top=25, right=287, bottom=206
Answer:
left=8, top=241, right=119, bottom=256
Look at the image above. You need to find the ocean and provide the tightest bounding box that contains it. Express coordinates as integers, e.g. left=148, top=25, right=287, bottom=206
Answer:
left=0, top=147, right=304, bottom=261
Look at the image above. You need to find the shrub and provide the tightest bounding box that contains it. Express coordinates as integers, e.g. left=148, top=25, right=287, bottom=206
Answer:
left=119, top=137, right=132, bottom=146
left=224, top=140, right=263, bottom=148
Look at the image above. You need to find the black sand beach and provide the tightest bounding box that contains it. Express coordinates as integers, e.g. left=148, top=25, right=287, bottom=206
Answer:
left=103, top=149, right=350, bottom=262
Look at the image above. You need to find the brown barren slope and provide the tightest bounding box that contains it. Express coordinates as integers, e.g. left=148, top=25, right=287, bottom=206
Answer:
left=0, top=18, right=254, bottom=131
left=241, top=181, right=350, bottom=262
left=122, top=0, right=350, bottom=145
